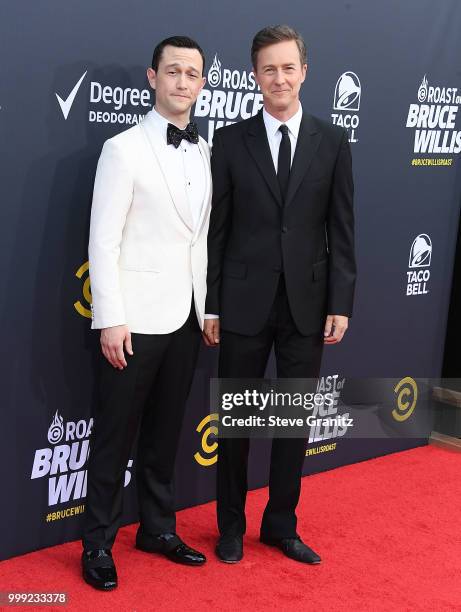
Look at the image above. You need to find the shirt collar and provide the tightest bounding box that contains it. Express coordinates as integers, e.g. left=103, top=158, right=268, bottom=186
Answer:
left=262, top=102, right=303, bottom=139
left=151, top=106, right=190, bottom=143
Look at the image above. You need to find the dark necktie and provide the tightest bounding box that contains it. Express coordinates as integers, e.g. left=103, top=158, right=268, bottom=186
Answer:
left=166, top=121, right=199, bottom=148
left=277, top=124, right=291, bottom=203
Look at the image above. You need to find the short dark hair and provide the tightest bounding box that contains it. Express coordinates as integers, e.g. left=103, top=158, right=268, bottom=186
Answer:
left=251, top=25, right=307, bottom=70
left=151, top=36, right=206, bottom=74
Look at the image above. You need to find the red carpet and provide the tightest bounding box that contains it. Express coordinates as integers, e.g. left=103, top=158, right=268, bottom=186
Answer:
left=1, top=445, right=461, bottom=611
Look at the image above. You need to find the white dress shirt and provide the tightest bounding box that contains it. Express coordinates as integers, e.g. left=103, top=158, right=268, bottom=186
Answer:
left=151, top=107, right=206, bottom=230
left=205, top=104, right=303, bottom=320
left=262, top=102, right=303, bottom=171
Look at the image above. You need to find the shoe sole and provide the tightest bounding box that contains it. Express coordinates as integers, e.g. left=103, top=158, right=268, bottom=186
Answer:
left=82, top=574, right=117, bottom=591
left=135, top=543, right=206, bottom=566
left=260, top=540, right=321, bottom=564
left=215, top=548, right=243, bottom=563
left=289, top=558, right=322, bottom=565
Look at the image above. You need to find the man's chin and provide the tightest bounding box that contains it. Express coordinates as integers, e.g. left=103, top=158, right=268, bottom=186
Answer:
left=165, top=104, right=193, bottom=116
left=269, top=98, right=292, bottom=111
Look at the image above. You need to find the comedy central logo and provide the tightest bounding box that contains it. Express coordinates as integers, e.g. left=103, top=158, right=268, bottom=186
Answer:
left=392, top=377, right=417, bottom=422
left=55, top=69, right=151, bottom=125
left=208, top=54, right=222, bottom=87
left=418, top=75, right=429, bottom=103
left=194, top=413, right=218, bottom=466
left=331, top=71, right=361, bottom=143
left=406, top=234, right=432, bottom=296
left=195, top=52, right=263, bottom=145
left=48, top=411, right=64, bottom=444
left=74, top=260, right=92, bottom=319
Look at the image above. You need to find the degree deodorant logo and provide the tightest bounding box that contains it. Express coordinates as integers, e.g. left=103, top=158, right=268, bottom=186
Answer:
left=55, top=71, right=87, bottom=120
left=55, top=69, right=151, bottom=125
left=194, top=413, right=219, bottom=466
left=392, top=377, right=417, bottom=422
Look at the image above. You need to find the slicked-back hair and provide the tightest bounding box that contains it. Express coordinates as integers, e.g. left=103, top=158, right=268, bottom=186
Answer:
left=151, top=36, right=206, bottom=74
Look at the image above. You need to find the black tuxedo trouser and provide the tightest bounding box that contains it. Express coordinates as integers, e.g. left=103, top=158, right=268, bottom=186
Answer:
left=82, top=301, right=200, bottom=551
left=217, top=276, right=324, bottom=539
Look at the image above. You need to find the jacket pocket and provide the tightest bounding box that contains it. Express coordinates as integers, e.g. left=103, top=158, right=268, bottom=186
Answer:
left=312, top=259, right=328, bottom=281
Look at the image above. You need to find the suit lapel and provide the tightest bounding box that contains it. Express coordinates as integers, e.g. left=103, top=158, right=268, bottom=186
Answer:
left=284, top=113, right=322, bottom=208
left=141, top=111, right=194, bottom=232
left=244, top=111, right=283, bottom=207
left=192, top=137, right=211, bottom=243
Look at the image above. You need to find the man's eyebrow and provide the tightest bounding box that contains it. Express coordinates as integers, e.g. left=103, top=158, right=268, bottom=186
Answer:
left=261, top=62, right=296, bottom=69
left=164, top=62, right=200, bottom=73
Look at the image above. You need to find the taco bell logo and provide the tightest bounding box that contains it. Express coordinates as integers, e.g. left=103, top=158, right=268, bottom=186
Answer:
left=409, top=234, right=432, bottom=268
left=333, top=72, right=361, bottom=111
left=406, top=234, right=432, bottom=296
left=331, top=71, right=361, bottom=143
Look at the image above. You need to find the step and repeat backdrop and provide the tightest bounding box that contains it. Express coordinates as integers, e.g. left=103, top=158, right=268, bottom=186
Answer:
left=1, top=0, right=460, bottom=559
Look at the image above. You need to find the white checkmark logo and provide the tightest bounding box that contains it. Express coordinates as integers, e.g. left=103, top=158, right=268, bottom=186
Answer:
left=55, top=71, right=87, bottom=120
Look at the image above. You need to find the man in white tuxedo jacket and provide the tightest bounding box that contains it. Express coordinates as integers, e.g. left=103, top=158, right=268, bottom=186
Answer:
left=81, top=37, right=211, bottom=591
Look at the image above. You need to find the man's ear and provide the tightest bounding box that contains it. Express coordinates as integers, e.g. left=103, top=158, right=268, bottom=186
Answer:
left=301, top=63, right=308, bottom=83
left=147, top=67, right=157, bottom=90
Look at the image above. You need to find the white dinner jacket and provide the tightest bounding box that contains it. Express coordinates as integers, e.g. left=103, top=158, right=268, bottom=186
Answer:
left=88, top=110, right=211, bottom=334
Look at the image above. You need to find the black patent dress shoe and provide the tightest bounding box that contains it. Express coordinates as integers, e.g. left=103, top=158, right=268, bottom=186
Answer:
left=260, top=535, right=321, bottom=564
left=82, top=549, right=117, bottom=590
left=136, top=531, right=206, bottom=566
left=215, top=534, right=243, bottom=563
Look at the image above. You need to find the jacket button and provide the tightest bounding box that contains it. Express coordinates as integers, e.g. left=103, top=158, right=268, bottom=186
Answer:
left=282, top=226, right=288, bottom=233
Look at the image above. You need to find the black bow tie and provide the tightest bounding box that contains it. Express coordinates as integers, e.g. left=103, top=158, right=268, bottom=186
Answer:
left=166, top=122, right=199, bottom=148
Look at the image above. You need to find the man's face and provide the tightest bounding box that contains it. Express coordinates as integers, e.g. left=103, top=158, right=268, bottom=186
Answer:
left=147, top=45, right=206, bottom=119
left=254, top=40, right=307, bottom=114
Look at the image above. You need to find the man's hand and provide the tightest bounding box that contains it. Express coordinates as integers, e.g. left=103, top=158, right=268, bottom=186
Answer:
left=203, top=318, right=220, bottom=347
left=324, top=315, right=349, bottom=344
left=100, top=324, right=133, bottom=369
